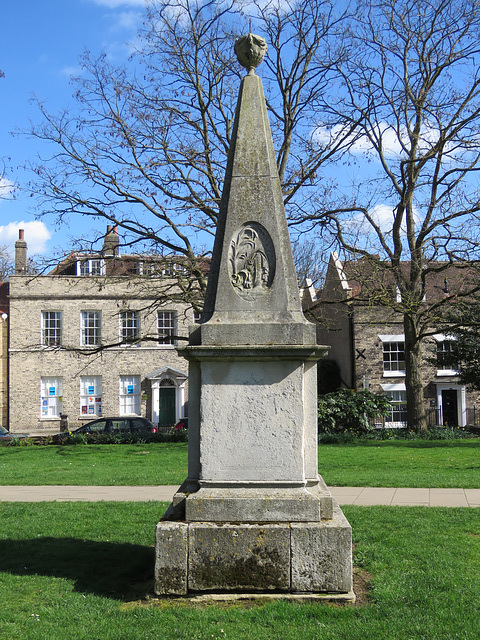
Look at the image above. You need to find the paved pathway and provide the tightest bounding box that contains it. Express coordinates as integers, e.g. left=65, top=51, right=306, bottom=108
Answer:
left=0, top=485, right=478, bottom=507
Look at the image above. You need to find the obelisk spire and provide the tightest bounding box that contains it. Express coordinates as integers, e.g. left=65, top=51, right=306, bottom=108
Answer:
left=201, top=33, right=314, bottom=346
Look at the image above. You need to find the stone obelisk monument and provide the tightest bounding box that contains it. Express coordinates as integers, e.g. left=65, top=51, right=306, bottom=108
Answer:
left=154, top=34, right=353, bottom=600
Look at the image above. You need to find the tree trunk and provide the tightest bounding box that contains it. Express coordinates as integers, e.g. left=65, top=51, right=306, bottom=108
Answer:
left=404, top=315, right=428, bottom=433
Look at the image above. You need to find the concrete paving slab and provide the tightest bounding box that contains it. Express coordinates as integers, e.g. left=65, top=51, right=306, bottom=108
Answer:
left=464, top=489, right=480, bottom=507
left=391, top=488, right=430, bottom=506
left=329, top=486, right=364, bottom=506
left=429, top=488, right=469, bottom=507
left=350, top=487, right=396, bottom=506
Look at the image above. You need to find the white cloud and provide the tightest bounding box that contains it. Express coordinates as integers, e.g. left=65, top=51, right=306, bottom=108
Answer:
left=60, top=65, right=82, bottom=78
left=243, top=0, right=292, bottom=15
left=315, top=123, right=404, bottom=157
left=366, top=204, right=397, bottom=231
left=0, top=221, right=51, bottom=256
left=346, top=203, right=421, bottom=238
left=315, top=120, right=460, bottom=159
left=0, top=177, right=16, bottom=199
left=114, top=10, right=142, bottom=30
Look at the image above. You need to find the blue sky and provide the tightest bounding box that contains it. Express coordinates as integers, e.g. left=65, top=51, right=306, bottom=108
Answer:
left=1, top=0, right=147, bottom=259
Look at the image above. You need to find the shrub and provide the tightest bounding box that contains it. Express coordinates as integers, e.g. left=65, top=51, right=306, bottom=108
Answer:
left=318, top=424, right=478, bottom=443
left=318, top=388, right=392, bottom=436
left=49, top=428, right=188, bottom=446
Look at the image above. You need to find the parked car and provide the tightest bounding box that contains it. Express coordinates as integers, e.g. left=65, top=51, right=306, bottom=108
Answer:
left=53, top=417, right=157, bottom=441
left=0, top=426, right=29, bottom=440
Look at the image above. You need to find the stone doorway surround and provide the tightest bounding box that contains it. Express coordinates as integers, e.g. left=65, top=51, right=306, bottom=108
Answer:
left=146, top=366, right=187, bottom=426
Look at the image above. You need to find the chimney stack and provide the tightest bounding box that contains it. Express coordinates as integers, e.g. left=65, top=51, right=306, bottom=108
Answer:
left=15, top=229, right=27, bottom=275
left=102, top=225, right=119, bottom=257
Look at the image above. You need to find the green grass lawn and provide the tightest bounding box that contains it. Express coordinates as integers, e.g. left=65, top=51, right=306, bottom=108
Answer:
left=1, top=439, right=479, bottom=487
left=318, top=439, right=480, bottom=487
left=0, top=502, right=478, bottom=639
left=0, top=442, right=188, bottom=486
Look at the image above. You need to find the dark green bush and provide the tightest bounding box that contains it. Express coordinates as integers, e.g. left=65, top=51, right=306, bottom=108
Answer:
left=318, top=388, right=392, bottom=436
left=318, top=424, right=478, bottom=443
left=47, top=429, right=188, bottom=446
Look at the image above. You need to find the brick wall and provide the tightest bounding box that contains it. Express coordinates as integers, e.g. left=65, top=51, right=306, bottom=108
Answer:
left=0, top=317, right=7, bottom=427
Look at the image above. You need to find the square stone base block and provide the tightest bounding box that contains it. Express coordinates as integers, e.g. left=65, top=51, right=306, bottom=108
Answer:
left=185, top=484, right=333, bottom=523
left=154, top=502, right=352, bottom=597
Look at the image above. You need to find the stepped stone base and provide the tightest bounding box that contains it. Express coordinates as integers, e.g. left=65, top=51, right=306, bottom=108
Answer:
left=154, top=501, right=353, bottom=598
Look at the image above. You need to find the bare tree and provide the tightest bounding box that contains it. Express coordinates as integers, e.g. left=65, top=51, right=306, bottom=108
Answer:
left=23, top=0, right=352, bottom=307
left=292, top=237, right=329, bottom=287
left=300, top=0, right=480, bottom=431
left=0, top=246, right=13, bottom=282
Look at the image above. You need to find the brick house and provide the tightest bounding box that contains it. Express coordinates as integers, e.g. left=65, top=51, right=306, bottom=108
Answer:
left=313, top=252, right=480, bottom=428
left=0, top=282, right=8, bottom=428
left=8, top=228, right=203, bottom=433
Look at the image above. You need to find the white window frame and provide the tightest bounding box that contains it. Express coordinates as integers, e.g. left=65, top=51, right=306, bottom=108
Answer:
left=157, top=311, right=176, bottom=346
left=76, top=258, right=105, bottom=276
left=119, top=375, right=141, bottom=415
left=41, top=311, right=62, bottom=347
left=381, top=383, right=407, bottom=428
left=80, top=376, right=102, bottom=417
left=380, top=334, right=406, bottom=377
left=80, top=311, right=101, bottom=347
left=434, top=334, right=459, bottom=376
left=140, top=261, right=161, bottom=276
left=120, top=310, right=140, bottom=346
left=138, top=261, right=187, bottom=277
left=40, top=377, right=63, bottom=419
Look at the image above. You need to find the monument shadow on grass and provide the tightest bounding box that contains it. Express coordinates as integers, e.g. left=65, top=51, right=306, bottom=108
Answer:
left=0, top=538, right=154, bottom=600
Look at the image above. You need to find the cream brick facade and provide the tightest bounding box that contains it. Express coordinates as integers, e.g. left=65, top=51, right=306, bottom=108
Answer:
left=9, top=271, right=194, bottom=433
left=0, top=315, right=7, bottom=428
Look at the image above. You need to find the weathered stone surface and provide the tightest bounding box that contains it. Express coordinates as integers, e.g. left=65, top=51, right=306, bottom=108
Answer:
left=201, top=74, right=305, bottom=332
left=153, top=38, right=354, bottom=600
left=198, top=321, right=317, bottom=347
left=188, top=523, right=290, bottom=591
left=185, top=486, right=324, bottom=523
left=154, top=522, right=188, bottom=595
left=199, top=360, right=305, bottom=484
left=291, top=504, right=353, bottom=593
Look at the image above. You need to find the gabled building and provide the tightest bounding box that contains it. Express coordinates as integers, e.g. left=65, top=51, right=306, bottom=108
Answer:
left=314, top=252, right=480, bottom=428
left=8, top=227, right=202, bottom=433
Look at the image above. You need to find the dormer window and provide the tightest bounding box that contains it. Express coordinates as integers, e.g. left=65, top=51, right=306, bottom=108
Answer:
left=137, top=260, right=187, bottom=277
left=77, top=258, right=105, bottom=276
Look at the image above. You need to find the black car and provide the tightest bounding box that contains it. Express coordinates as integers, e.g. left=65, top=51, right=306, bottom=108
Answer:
left=55, top=417, right=157, bottom=439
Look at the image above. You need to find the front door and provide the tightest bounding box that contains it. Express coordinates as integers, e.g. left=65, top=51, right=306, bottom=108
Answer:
left=159, top=387, right=176, bottom=426
left=442, top=390, right=458, bottom=427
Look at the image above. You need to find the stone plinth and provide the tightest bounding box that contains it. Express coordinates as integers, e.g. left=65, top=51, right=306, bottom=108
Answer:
left=154, top=502, right=353, bottom=597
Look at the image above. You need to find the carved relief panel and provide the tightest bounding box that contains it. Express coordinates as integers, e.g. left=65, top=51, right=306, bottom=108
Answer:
left=229, top=223, right=276, bottom=300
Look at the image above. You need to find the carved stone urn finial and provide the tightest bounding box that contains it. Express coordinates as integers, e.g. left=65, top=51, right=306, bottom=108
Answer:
left=234, top=33, right=267, bottom=75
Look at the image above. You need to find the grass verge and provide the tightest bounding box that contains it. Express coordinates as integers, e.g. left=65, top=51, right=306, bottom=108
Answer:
left=1, top=439, right=479, bottom=488
left=0, top=502, right=478, bottom=639
left=0, top=442, right=188, bottom=486
left=319, top=438, right=480, bottom=487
